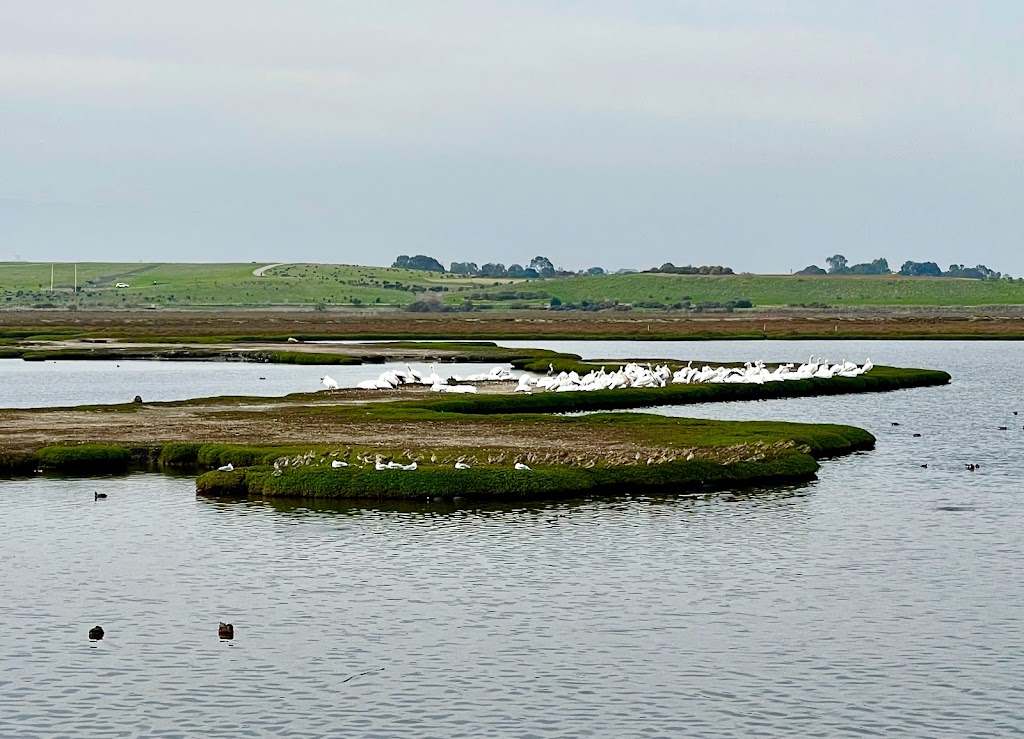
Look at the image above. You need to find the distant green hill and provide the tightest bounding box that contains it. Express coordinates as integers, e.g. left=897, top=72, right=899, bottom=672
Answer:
left=1, top=262, right=1023, bottom=310
left=0, top=262, right=515, bottom=309
left=540, top=273, right=1024, bottom=308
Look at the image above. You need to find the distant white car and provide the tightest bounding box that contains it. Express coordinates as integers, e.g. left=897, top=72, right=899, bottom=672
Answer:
left=115, top=282, right=130, bottom=288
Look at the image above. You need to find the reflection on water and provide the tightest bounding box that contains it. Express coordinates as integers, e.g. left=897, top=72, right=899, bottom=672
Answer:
left=2, top=341, right=1024, bottom=736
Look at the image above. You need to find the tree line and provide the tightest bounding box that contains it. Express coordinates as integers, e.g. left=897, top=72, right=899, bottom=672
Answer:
left=797, top=255, right=1009, bottom=280
left=392, top=254, right=606, bottom=278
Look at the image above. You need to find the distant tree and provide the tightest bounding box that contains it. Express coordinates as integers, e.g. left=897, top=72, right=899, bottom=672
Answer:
left=847, top=258, right=891, bottom=275
left=449, top=261, right=479, bottom=275
left=479, top=263, right=508, bottom=278
left=529, top=256, right=556, bottom=278
left=507, top=263, right=527, bottom=278
left=825, top=255, right=849, bottom=274
left=795, top=265, right=827, bottom=275
left=523, top=267, right=540, bottom=278
left=405, top=295, right=447, bottom=312
left=549, top=297, right=562, bottom=307
left=393, top=254, right=444, bottom=272
left=899, top=261, right=942, bottom=277
left=945, top=264, right=1000, bottom=279
left=649, top=263, right=735, bottom=275
left=586, top=267, right=606, bottom=276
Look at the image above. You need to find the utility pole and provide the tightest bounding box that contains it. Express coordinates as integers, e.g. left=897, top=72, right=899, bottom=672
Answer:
left=74, top=264, right=77, bottom=293
left=50, top=264, right=54, bottom=292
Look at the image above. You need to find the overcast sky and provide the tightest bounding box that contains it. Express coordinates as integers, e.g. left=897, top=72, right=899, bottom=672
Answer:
left=1, top=1, right=1021, bottom=273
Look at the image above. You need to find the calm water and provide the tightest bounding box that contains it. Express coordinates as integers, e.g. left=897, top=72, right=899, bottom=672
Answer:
left=0, top=359, right=512, bottom=408
left=2, top=341, right=1023, bottom=737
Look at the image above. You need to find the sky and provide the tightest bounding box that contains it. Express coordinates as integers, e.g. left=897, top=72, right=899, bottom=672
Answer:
left=0, top=1, right=1021, bottom=274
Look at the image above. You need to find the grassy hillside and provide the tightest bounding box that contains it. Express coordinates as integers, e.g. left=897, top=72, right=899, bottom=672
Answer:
left=0, top=262, right=520, bottom=309
left=542, top=273, right=1024, bottom=307
left=2, top=262, right=1023, bottom=309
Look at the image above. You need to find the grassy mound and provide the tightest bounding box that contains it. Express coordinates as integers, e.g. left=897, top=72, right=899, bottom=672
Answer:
left=34, top=444, right=133, bottom=473
left=198, top=452, right=821, bottom=502
left=192, top=413, right=872, bottom=500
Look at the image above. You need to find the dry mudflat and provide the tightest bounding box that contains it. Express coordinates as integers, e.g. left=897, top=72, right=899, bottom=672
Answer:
left=2, top=308, right=1024, bottom=340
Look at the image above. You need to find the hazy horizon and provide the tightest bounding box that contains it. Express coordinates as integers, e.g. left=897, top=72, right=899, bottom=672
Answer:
left=2, top=2, right=1021, bottom=274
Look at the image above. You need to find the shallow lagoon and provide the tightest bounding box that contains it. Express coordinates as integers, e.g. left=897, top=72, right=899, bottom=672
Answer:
left=1, top=340, right=1022, bottom=736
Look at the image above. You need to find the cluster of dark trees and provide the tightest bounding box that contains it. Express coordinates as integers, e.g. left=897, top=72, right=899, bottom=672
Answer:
left=393, top=254, right=606, bottom=278
left=647, top=264, right=736, bottom=275
left=797, top=255, right=1008, bottom=280
left=392, top=254, right=445, bottom=272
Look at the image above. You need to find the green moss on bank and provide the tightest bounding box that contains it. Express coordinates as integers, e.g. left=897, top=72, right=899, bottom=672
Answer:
left=34, top=444, right=133, bottom=472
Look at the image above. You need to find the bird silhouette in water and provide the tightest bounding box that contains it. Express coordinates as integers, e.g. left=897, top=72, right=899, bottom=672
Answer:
left=218, top=623, right=234, bottom=639
left=88, top=626, right=104, bottom=640
left=94, top=492, right=107, bottom=500
left=920, top=464, right=928, bottom=469
left=891, top=422, right=900, bottom=427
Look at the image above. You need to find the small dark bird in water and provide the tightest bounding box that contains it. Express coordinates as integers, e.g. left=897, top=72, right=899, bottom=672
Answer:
left=1014, top=412, right=1019, bottom=416
left=94, top=492, right=107, bottom=500
left=913, top=433, right=922, bottom=437
left=966, top=464, right=976, bottom=471
left=218, top=622, right=234, bottom=639
left=891, top=422, right=900, bottom=426
left=88, top=626, right=104, bottom=640
left=998, top=426, right=1008, bottom=431
left=920, top=464, right=928, bottom=468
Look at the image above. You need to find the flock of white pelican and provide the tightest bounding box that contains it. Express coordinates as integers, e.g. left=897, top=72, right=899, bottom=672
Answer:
left=325, top=357, right=874, bottom=395
left=323, top=364, right=516, bottom=394
left=516, top=357, right=874, bottom=393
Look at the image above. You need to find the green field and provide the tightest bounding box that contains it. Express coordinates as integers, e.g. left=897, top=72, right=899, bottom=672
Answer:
left=543, top=272, right=1024, bottom=308
left=0, top=262, right=518, bottom=309
left=2, top=262, right=1023, bottom=309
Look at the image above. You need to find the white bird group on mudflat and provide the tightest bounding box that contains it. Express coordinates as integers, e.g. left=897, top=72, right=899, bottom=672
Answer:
left=322, top=364, right=517, bottom=394
left=324, top=357, right=873, bottom=395
left=514, top=357, right=874, bottom=393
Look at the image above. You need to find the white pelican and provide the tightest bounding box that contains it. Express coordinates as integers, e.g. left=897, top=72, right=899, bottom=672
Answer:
left=455, top=461, right=471, bottom=470
left=331, top=460, right=348, bottom=468
left=217, top=463, right=234, bottom=472
left=321, top=375, right=339, bottom=391
left=514, top=462, right=531, bottom=470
